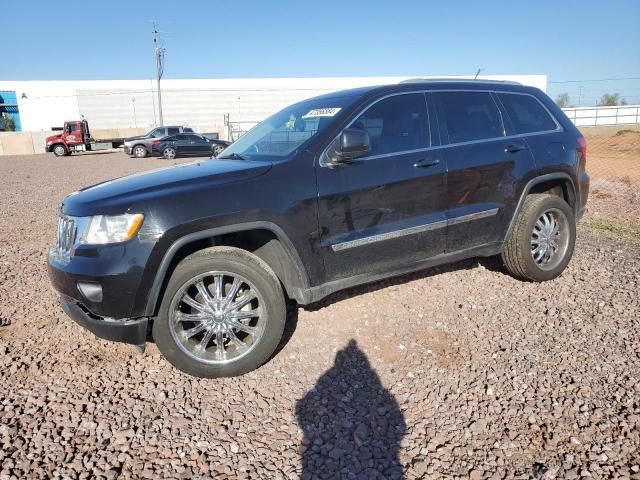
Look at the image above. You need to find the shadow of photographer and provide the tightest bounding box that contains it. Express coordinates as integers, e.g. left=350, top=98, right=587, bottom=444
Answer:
left=295, top=340, right=406, bottom=479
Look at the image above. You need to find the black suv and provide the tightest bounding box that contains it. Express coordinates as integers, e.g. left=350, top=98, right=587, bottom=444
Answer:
left=48, top=80, right=589, bottom=378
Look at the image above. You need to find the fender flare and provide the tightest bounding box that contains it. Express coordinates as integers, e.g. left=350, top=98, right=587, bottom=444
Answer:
left=143, top=221, right=310, bottom=316
left=503, top=172, right=577, bottom=243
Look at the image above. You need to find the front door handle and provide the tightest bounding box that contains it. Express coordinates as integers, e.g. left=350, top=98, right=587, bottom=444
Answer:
left=504, top=143, right=527, bottom=154
left=414, top=158, right=441, bottom=168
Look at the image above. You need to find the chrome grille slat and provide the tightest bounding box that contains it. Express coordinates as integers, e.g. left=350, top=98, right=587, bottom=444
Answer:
left=55, top=215, right=77, bottom=258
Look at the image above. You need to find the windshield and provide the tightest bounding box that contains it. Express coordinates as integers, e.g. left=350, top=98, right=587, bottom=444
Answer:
left=221, top=95, right=357, bottom=159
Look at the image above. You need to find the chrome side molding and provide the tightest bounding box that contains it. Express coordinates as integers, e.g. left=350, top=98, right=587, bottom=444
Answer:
left=331, top=208, right=499, bottom=252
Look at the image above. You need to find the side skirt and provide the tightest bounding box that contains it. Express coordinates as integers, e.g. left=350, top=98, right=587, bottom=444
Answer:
left=300, top=242, right=503, bottom=305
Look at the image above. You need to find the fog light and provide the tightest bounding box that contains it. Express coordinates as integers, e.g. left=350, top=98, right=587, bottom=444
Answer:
left=77, top=281, right=103, bottom=303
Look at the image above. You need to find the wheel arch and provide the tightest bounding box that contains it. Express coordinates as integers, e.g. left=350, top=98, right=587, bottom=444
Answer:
left=143, top=222, right=310, bottom=316
left=133, top=143, right=148, bottom=152
left=504, top=173, right=577, bottom=244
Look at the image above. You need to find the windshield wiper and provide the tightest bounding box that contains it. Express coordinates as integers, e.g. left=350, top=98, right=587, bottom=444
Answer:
left=217, top=153, right=246, bottom=160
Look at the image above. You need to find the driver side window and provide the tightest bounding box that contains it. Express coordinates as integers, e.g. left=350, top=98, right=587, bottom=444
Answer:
left=352, top=93, right=429, bottom=157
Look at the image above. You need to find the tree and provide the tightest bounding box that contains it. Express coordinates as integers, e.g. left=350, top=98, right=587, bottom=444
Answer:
left=555, top=93, right=571, bottom=108
left=1, top=114, right=16, bottom=132
left=598, top=93, right=627, bottom=107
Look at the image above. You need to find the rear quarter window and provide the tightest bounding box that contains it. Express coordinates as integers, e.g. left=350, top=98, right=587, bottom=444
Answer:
left=498, top=93, right=558, bottom=134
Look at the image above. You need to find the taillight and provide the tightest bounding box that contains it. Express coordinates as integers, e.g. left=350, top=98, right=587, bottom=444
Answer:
left=577, top=135, right=587, bottom=158
left=151, top=140, right=160, bottom=147
left=577, top=135, right=587, bottom=170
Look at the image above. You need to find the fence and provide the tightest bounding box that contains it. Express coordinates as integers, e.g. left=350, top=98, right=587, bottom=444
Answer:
left=582, top=124, right=640, bottom=231
left=224, top=114, right=259, bottom=142
left=561, top=105, right=640, bottom=127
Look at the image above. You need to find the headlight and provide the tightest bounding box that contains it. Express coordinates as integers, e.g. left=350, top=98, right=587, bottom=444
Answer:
left=81, top=213, right=144, bottom=245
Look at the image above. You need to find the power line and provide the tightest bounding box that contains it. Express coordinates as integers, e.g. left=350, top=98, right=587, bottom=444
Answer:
left=549, top=76, right=640, bottom=84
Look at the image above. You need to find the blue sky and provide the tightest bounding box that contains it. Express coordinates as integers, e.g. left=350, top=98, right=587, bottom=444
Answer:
left=3, top=0, right=640, bottom=105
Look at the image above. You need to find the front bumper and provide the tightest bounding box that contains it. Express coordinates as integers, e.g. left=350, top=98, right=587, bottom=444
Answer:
left=59, top=295, right=148, bottom=346
left=48, top=239, right=155, bottom=319
left=124, top=145, right=133, bottom=155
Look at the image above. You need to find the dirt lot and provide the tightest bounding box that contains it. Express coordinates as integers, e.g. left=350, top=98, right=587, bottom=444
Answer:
left=0, top=152, right=639, bottom=479
left=584, top=126, right=640, bottom=225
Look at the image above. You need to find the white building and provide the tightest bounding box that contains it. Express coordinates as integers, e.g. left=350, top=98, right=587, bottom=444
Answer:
left=0, top=75, right=547, bottom=138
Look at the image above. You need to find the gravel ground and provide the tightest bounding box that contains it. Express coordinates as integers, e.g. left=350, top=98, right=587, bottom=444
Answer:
left=1, top=152, right=639, bottom=479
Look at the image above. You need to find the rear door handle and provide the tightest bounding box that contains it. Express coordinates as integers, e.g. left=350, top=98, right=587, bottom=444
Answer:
left=414, top=158, right=441, bottom=168
left=504, top=143, right=527, bottom=154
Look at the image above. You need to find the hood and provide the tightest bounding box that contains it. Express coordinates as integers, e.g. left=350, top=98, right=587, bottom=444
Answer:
left=124, top=134, right=153, bottom=142
left=62, top=159, right=272, bottom=216
left=46, top=133, right=63, bottom=143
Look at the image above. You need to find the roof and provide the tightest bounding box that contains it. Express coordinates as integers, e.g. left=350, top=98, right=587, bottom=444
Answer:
left=399, top=78, right=522, bottom=86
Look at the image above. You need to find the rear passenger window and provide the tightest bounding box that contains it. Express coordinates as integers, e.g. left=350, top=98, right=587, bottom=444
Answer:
left=498, top=93, right=557, bottom=134
left=176, top=134, right=190, bottom=141
left=352, top=93, right=429, bottom=156
left=168, top=127, right=180, bottom=135
left=434, top=92, right=504, bottom=144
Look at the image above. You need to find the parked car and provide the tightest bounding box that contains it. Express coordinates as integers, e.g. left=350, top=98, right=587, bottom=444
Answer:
left=124, top=126, right=194, bottom=158
left=151, top=133, right=231, bottom=159
left=48, top=80, right=589, bottom=378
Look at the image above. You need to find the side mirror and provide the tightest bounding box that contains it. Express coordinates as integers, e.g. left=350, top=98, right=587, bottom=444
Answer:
left=337, top=128, right=370, bottom=159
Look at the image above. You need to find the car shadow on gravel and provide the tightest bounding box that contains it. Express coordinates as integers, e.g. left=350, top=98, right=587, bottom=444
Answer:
left=305, top=255, right=505, bottom=312
left=295, top=340, right=406, bottom=479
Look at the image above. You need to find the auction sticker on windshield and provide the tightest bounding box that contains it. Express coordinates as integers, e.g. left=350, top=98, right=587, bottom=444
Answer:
left=302, top=108, right=341, bottom=119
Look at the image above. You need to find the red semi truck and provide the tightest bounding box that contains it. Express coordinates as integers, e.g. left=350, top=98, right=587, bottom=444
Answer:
left=46, top=119, right=124, bottom=157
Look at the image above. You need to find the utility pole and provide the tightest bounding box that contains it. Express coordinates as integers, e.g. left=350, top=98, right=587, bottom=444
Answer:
left=131, top=97, right=137, bottom=127
left=152, top=21, right=165, bottom=126
left=578, top=86, right=584, bottom=107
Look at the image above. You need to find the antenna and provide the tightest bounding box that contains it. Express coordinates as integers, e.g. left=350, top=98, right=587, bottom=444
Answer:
left=474, top=68, right=482, bottom=80
left=152, top=21, right=166, bottom=126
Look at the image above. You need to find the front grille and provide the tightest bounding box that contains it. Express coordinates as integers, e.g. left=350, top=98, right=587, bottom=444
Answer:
left=56, top=215, right=77, bottom=258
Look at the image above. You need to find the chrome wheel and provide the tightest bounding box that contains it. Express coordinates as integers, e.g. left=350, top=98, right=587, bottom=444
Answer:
left=168, top=271, right=266, bottom=365
left=531, top=208, right=569, bottom=271
left=53, top=145, right=66, bottom=157
left=163, top=147, right=176, bottom=159
left=212, top=144, right=225, bottom=157
left=133, top=145, right=147, bottom=158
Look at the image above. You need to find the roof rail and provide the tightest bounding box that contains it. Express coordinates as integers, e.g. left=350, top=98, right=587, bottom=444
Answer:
left=399, top=78, right=522, bottom=86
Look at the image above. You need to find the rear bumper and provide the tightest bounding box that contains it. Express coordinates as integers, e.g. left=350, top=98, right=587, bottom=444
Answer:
left=59, top=295, right=148, bottom=346
left=578, top=171, right=590, bottom=221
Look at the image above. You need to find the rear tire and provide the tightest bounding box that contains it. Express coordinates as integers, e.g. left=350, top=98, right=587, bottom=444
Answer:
left=502, top=194, right=575, bottom=282
left=152, top=247, right=286, bottom=378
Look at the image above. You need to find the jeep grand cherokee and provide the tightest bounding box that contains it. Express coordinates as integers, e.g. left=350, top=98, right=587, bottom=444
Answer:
left=48, top=80, right=589, bottom=378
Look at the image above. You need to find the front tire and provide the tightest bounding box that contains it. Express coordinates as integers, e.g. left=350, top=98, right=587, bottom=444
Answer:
left=212, top=144, right=226, bottom=157
left=132, top=145, right=147, bottom=158
left=52, top=144, right=67, bottom=157
left=152, top=247, right=286, bottom=378
left=502, top=194, right=576, bottom=282
left=162, top=147, right=176, bottom=159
